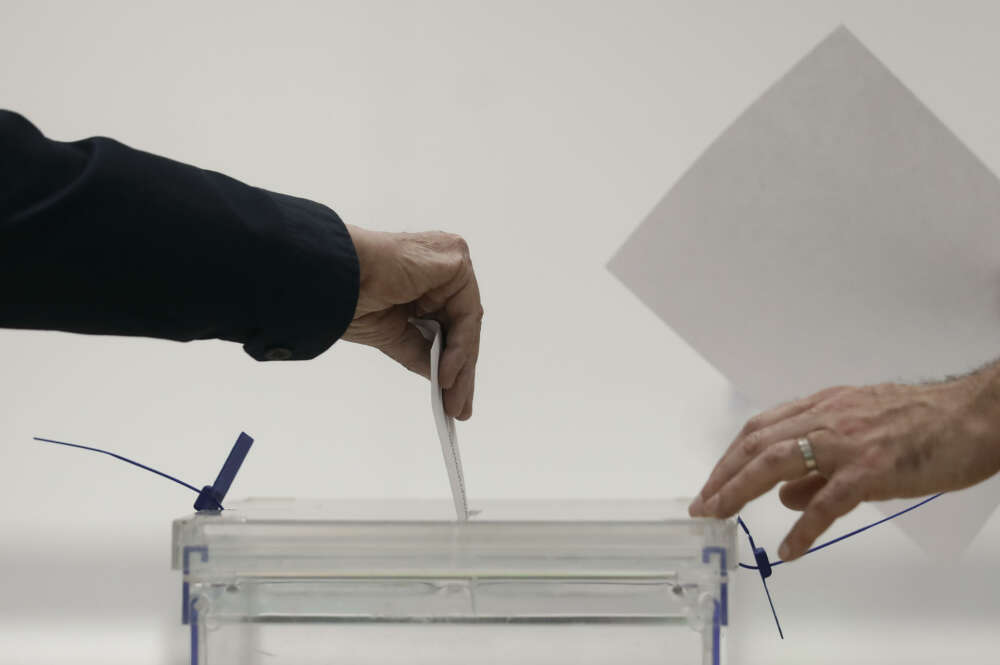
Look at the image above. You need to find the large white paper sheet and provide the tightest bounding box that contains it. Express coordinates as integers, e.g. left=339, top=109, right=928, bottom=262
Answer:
left=609, top=26, right=1000, bottom=556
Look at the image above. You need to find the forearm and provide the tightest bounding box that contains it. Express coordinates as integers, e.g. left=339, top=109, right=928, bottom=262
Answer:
left=0, top=110, right=359, bottom=360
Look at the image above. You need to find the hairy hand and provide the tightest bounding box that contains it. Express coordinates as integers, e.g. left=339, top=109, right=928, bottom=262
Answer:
left=343, top=226, right=483, bottom=420
left=688, top=369, right=1000, bottom=559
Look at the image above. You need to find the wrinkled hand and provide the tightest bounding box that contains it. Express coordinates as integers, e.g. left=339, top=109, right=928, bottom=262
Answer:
left=343, top=226, right=483, bottom=420
left=688, top=369, right=1000, bottom=560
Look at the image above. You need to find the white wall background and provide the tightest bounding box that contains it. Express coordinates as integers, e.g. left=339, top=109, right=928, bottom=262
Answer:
left=2, top=1, right=1000, bottom=663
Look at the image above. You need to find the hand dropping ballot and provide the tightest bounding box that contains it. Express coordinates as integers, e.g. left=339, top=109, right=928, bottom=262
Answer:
left=411, top=318, right=469, bottom=521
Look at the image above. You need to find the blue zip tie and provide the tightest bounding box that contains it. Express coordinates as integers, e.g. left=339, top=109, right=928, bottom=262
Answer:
left=736, top=492, right=944, bottom=637
left=736, top=516, right=783, bottom=639
left=34, top=432, right=254, bottom=511
left=34, top=437, right=202, bottom=494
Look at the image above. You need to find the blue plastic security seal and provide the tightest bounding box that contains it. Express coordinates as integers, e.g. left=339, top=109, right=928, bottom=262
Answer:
left=753, top=546, right=772, bottom=579
left=736, top=516, right=783, bottom=638
left=193, top=432, right=254, bottom=511
left=34, top=431, right=254, bottom=512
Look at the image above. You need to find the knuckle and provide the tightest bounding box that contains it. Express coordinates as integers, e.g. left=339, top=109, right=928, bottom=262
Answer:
left=813, top=386, right=850, bottom=408
left=859, top=441, right=897, bottom=471
left=742, top=415, right=765, bottom=435
left=813, top=476, right=859, bottom=519
left=761, top=444, right=786, bottom=466
left=825, top=479, right=854, bottom=506
left=810, top=497, right=836, bottom=521
left=851, top=469, right=877, bottom=499
left=805, top=403, right=827, bottom=419
left=832, top=415, right=865, bottom=436
left=807, top=427, right=830, bottom=444
left=451, top=234, right=470, bottom=256
left=715, top=489, right=741, bottom=516
left=812, top=401, right=834, bottom=416
left=712, top=489, right=729, bottom=511
left=701, top=474, right=720, bottom=497
left=742, top=431, right=764, bottom=455
left=851, top=462, right=875, bottom=483
left=834, top=386, right=866, bottom=406
left=860, top=446, right=890, bottom=474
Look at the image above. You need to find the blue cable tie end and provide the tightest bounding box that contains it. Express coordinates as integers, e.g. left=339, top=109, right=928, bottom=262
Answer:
left=194, top=485, right=224, bottom=511
left=754, top=546, right=773, bottom=579
left=194, top=432, right=254, bottom=512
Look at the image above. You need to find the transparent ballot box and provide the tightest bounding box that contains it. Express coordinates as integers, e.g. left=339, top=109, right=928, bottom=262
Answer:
left=172, top=499, right=736, bottom=665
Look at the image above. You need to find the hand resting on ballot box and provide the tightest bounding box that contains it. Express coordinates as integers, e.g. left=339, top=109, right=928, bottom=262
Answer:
left=689, top=365, right=1000, bottom=559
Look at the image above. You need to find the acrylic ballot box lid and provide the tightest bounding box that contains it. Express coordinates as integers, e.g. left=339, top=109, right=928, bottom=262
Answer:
left=172, top=498, right=736, bottom=578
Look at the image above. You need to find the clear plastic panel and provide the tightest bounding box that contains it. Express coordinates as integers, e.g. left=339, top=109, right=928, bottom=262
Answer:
left=175, top=499, right=734, bottom=665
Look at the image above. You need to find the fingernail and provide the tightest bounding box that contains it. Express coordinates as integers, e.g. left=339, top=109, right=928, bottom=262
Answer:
left=778, top=541, right=791, bottom=560
left=688, top=496, right=704, bottom=516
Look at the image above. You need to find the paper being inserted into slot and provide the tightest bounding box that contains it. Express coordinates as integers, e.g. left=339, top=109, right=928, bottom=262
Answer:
left=411, top=318, right=468, bottom=521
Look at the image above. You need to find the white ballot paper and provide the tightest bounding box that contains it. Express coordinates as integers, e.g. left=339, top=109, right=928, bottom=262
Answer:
left=412, top=319, right=469, bottom=521
left=609, top=26, right=1000, bottom=556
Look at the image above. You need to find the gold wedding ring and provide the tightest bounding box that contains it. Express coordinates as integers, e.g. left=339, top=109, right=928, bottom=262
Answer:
left=797, top=437, right=818, bottom=472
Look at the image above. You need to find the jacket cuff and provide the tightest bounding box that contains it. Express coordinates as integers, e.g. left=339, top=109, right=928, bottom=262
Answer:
left=241, top=191, right=359, bottom=361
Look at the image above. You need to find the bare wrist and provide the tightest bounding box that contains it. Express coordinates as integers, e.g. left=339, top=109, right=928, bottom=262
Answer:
left=345, top=225, right=371, bottom=284
left=955, top=360, right=1000, bottom=443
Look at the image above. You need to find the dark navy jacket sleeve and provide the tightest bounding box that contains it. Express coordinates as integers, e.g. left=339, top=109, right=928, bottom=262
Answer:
left=0, top=110, right=359, bottom=361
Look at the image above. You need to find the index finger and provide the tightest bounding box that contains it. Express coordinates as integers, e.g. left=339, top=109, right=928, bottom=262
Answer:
left=701, top=438, right=807, bottom=518
left=693, top=387, right=847, bottom=504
